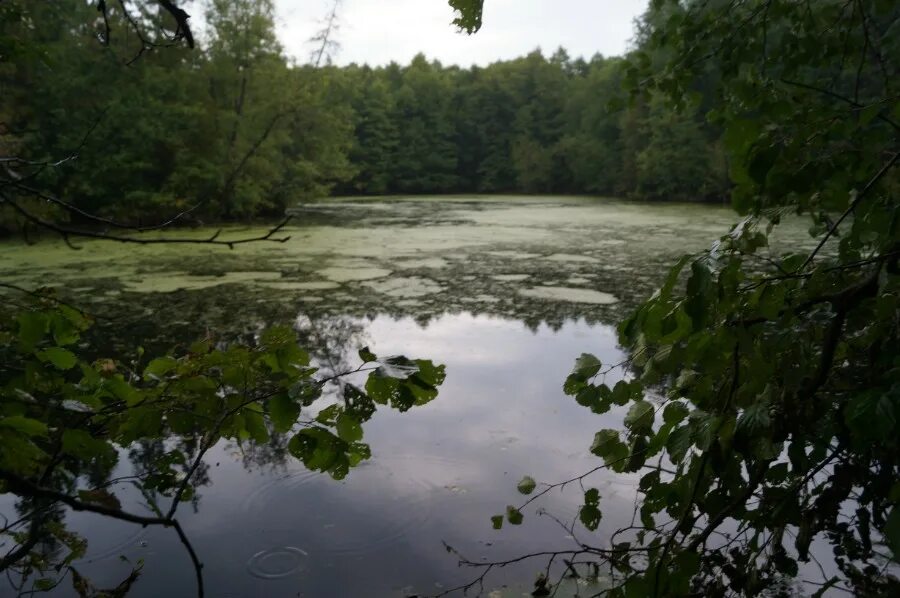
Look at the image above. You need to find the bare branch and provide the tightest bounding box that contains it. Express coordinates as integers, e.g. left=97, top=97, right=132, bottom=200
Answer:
left=0, top=470, right=205, bottom=597
left=0, top=192, right=293, bottom=249
left=310, top=0, right=342, bottom=67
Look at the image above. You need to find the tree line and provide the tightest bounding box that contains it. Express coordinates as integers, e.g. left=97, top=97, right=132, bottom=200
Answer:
left=0, top=0, right=730, bottom=234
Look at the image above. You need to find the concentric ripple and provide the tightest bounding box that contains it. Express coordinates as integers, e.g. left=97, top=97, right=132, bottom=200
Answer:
left=246, top=546, right=309, bottom=579
left=239, top=456, right=461, bottom=562
left=77, top=526, right=149, bottom=563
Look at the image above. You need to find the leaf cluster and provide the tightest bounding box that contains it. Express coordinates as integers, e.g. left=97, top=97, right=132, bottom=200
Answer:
left=0, top=293, right=445, bottom=587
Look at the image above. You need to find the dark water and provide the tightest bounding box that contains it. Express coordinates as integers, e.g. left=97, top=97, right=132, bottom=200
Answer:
left=0, top=197, right=813, bottom=596
left=47, top=314, right=639, bottom=597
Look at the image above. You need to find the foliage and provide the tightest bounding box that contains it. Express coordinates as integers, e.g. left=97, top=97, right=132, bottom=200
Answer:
left=0, top=291, right=444, bottom=590
left=479, top=0, right=900, bottom=595
left=0, top=0, right=353, bottom=228
left=1, top=0, right=731, bottom=238
left=2, top=0, right=898, bottom=596
left=335, top=50, right=729, bottom=201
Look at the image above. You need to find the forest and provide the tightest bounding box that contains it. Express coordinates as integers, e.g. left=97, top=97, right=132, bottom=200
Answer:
left=1, top=0, right=898, bottom=597
left=1, top=0, right=728, bottom=232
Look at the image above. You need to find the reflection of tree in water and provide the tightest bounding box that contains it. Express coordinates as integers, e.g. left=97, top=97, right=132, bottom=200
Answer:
left=228, top=315, right=374, bottom=473
left=3, top=500, right=69, bottom=593
left=1, top=297, right=446, bottom=595
left=127, top=439, right=210, bottom=513
left=78, top=277, right=618, bottom=358
left=230, top=432, right=291, bottom=473
left=293, top=313, right=370, bottom=381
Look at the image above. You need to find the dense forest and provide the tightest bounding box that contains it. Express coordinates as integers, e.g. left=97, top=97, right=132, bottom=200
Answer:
left=0, top=0, right=729, bottom=232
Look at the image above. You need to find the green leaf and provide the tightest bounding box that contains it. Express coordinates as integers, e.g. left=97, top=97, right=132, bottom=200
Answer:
left=118, top=407, right=163, bottom=442
left=663, top=402, right=690, bottom=425
left=611, top=380, right=639, bottom=406
left=36, top=347, right=78, bottom=370
left=260, top=325, right=295, bottom=349
left=188, top=339, right=211, bottom=354
left=737, top=402, right=771, bottom=434
left=144, top=357, right=178, bottom=380
left=574, top=384, right=600, bottom=409
left=316, top=404, right=341, bottom=425
left=336, top=413, right=363, bottom=442
left=579, top=504, right=602, bottom=530
left=0, top=416, right=49, bottom=437
left=105, top=376, right=142, bottom=406
left=666, top=425, right=692, bottom=464
left=50, top=312, right=80, bottom=346
left=517, top=475, right=536, bottom=495
left=346, top=442, right=371, bottom=467
left=859, top=103, right=881, bottom=126
left=758, top=284, right=785, bottom=320
left=590, top=429, right=629, bottom=470
left=358, top=346, right=377, bottom=363
left=62, top=429, right=116, bottom=466
left=565, top=355, right=605, bottom=395
left=685, top=261, right=712, bottom=328
left=17, top=312, right=48, bottom=352
left=365, top=369, right=398, bottom=404
left=242, top=408, right=270, bottom=443
left=658, top=255, right=691, bottom=300
left=412, top=359, right=446, bottom=386
left=491, top=515, right=503, bottom=530
left=624, top=400, right=655, bottom=433
left=449, top=0, right=484, bottom=33
left=626, top=435, right=649, bottom=472
left=506, top=505, right=523, bottom=525
left=571, top=353, right=602, bottom=379
left=268, top=393, right=300, bottom=433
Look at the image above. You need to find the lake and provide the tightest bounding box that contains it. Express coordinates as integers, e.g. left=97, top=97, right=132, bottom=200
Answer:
left=0, top=196, right=809, bottom=596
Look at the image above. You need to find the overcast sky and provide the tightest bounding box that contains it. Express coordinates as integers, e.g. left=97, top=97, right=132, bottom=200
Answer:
left=271, top=0, right=649, bottom=66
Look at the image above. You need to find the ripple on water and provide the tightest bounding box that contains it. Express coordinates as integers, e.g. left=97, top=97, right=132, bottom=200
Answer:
left=239, top=456, right=457, bottom=561
left=247, top=546, right=309, bottom=579
left=75, top=521, right=149, bottom=564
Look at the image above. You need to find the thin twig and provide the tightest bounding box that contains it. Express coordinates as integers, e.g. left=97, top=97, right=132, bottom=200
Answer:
left=796, top=152, right=898, bottom=272
left=0, top=192, right=293, bottom=248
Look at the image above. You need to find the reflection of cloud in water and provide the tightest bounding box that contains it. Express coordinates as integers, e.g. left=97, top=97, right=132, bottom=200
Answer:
left=0, top=197, right=827, bottom=595
left=1, top=196, right=814, bottom=351
left=85, top=312, right=639, bottom=597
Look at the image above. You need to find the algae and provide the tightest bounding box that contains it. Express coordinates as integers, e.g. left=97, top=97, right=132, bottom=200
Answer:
left=518, top=286, right=618, bottom=304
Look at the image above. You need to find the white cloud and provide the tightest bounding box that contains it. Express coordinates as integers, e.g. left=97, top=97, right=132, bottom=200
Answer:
left=274, top=0, right=649, bottom=66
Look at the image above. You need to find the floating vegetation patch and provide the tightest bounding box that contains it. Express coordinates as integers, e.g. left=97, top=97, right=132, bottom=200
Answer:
left=363, top=276, right=443, bottom=298
left=518, top=286, right=618, bottom=304
left=258, top=281, right=340, bottom=291
left=486, top=250, right=540, bottom=260
left=318, top=267, right=392, bottom=282
left=123, top=270, right=282, bottom=293
left=543, top=253, right=600, bottom=263
left=0, top=196, right=813, bottom=345
left=491, top=274, right=530, bottom=282
left=395, top=257, right=449, bottom=269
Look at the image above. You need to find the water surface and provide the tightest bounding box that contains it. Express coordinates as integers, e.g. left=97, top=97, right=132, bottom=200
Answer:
left=0, top=196, right=809, bottom=596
